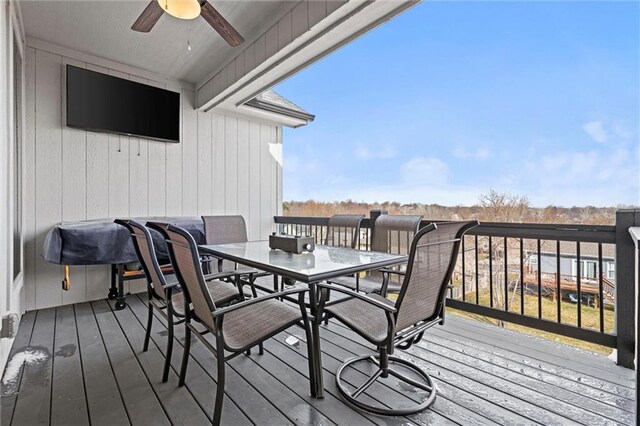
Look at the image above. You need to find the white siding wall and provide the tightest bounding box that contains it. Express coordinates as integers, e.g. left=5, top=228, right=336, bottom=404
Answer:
left=24, top=45, right=283, bottom=311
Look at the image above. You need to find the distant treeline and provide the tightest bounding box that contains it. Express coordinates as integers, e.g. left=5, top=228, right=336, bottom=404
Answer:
left=283, top=197, right=624, bottom=225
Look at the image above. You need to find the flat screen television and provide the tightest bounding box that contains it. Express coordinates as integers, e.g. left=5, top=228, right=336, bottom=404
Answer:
left=66, top=65, right=180, bottom=143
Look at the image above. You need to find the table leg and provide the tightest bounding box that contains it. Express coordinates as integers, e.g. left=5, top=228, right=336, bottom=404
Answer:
left=308, top=282, right=324, bottom=399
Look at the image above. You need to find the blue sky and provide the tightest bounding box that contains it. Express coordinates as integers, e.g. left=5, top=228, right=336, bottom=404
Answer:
left=275, top=1, right=639, bottom=207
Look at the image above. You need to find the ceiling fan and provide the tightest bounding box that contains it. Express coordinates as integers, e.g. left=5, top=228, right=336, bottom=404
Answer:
left=131, top=0, right=244, bottom=47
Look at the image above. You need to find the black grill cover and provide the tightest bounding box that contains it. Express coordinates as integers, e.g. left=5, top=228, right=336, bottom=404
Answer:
left=41, top=217, right=206, bottom=265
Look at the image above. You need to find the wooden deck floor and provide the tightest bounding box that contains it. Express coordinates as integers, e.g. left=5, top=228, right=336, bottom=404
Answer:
left=1, top=293, right=635, bottom=425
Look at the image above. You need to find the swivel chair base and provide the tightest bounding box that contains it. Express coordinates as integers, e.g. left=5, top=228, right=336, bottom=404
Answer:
left=335, top=354, right=436, bottom=416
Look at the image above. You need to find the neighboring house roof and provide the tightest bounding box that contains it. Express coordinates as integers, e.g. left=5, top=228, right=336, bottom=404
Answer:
left=245, top=90, right=315, bottom=123
left=530, top=240, right=615, bottom=260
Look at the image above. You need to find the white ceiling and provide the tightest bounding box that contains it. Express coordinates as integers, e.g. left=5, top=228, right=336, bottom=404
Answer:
left=20, top=0, right=291, bottom=84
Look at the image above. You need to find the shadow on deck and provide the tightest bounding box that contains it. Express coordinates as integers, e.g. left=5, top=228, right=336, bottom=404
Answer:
left=1, top=293, right=635, bottom=425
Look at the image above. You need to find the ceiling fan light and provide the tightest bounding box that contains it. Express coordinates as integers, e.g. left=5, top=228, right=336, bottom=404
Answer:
left=158, top=0, right=201, bottom=20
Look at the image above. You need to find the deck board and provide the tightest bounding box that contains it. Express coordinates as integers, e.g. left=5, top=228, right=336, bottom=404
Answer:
left=2, top=297, right=635, bottom=426
left=51, top=305, right=90, bottom=426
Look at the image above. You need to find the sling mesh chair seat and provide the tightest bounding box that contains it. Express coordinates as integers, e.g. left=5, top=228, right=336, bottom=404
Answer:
left=317, top=221, right=479, bottom=415
left=149, top=222, right=315, bottom=425
left=115, top=219, right=244, bottom=384
left=202, top=215, right=272, bottom=294
left=329, top=214, right=422, bottom=296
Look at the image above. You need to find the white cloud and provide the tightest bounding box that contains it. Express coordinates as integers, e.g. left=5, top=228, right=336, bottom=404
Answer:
left=401, top=157, right=449, bottom=184
left=453, top=146, right=490, bottom=160
left=354, top=144, right=396, bottom=160
left=583, top=121, right=609, bottom=144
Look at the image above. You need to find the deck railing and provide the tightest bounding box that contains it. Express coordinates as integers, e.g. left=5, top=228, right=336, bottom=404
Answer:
left=274, top=209, right=640, bottom=368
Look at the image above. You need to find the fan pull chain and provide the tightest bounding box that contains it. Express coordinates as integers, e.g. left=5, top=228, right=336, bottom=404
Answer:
left=187, top=25, right=192, bottom=52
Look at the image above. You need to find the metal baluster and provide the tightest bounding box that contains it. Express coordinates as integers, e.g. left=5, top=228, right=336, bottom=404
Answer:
left=475, top=235, right=479, bottom=305
left=504, top=237, right=508, bottom=312
left=556, top=240, right=561, bottom=323
left=489, top=236, right=493, bottom=308
left=520, top=238, right=524, bottom=315
left=462, top=236, right=466, bottom=302
left=537, top=239, right=542, bottom=319
left=598, top=243, right=604, bottom=333
left=577, top=242, right=582, bottom=328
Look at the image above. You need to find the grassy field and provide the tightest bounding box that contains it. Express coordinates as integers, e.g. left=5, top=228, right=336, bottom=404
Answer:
left=446, top=291, right=615, bottom=355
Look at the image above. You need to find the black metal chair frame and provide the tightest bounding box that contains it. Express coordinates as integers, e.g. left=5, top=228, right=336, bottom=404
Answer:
left=201, top=215, right=272, bottom=295
left=316, top=221, right=479, bottom=416
left=149, top=222, right=316, bottom=425
left=115, top=219, right=242, bottom=384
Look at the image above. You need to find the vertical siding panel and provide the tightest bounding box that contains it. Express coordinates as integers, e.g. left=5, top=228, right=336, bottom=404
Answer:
left=128, top=75, right=149, bottom=218
left=326, top=1, right=346, bottom=15
left=61, top=57, right=88, bottom=305
left=34, top=50, right=63, bottom=309
left=248, top=121, right=261, bottom=241
left=146, top=79, right=168, bottom=217
left=254, top=34, right=266, bottom=68
left=84, top=63, right=110, bottom=302
left=197, top=110, right=212, bottom=214
left=165, top=89, right=186, bottom=216
left=107, top=69, right=129, bottom=218
left=237, top=118, right=250, bottom=225
left=278, top=12, right=293, bottom=51
left=259, top=124, right=272, bottom=237
left=276, top=126, right=283, bottom=216
left=270, top=126, right=278, bottom=223
left=182, top=90, right=198, bottom=215
left=292, top=1, right=309, bottom=40
left=244, top=44, right=255, bottom=78
left=85, top=64, right=110, bottom=219
left=265, top=26, right=279, bottom=59
left=308, top=0, right=327, bottom=28
left=224, top=116, right=238, bottom=214
left=212, top=114, right=226, bottom=214
left=24, top=47, right=36, bottom=310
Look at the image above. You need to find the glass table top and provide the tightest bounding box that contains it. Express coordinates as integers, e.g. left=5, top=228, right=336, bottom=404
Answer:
left=199, top=240, right=407, bottom=283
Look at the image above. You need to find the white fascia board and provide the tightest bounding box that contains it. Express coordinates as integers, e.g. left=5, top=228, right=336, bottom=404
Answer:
left=231, top=105, right=309, bottom=128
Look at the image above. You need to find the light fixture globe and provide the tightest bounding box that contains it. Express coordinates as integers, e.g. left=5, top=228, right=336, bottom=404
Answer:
left=157, top=0, right=201, bottom=20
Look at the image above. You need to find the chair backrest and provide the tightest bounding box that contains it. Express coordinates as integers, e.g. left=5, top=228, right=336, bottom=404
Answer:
left=114, top=219, right=168, bottom=301
left=202, top=215, right=248, bottom=245
left=149, top=222, right=217, bottom=332
left=394, top=221, right=478, bottom=332
left=371, top=215, right=423, bottom=255
left=324, top=214, right=365, bottom=248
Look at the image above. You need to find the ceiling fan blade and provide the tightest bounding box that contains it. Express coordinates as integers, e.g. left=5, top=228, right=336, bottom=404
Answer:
left=200, top=1, right=244, bottom=47
left=132, top=1, right=164, bottom=33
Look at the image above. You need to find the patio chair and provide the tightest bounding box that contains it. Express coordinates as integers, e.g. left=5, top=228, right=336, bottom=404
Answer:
left=316, top=221, right=478, bottom=415
left=330, top=214, right=423, bottom=295
left=149, top=222, right=314, bottom=425
left=324, top=214, right=365, bottom=248
left=202, top=215, right=271, bottom=297
left=114, top=219, right=243, bottom=383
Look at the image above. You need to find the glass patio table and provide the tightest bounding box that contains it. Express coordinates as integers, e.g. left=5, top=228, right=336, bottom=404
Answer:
left=198, top=240, right=408, bottom=398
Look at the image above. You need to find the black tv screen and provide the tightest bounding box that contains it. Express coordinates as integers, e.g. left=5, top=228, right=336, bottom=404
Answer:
left=66, top=65, right=180, bottom=143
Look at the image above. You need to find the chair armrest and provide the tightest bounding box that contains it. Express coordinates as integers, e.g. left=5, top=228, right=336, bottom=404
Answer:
left=378, top=267, right=406, bottom=276
left=211, top=287, right=309, bottom=318
left=203, top=271, right=240, bottom=282
left=161, top=281, right=180, bottom=290
left=317, top=283, right=396, bottom=313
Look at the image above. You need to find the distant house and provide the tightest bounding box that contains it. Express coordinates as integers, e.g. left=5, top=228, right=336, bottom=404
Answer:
left=524, top=241, right=615, bottom=304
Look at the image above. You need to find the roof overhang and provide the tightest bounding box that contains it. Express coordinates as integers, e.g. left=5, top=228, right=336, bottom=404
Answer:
left=197, top=1, right=419, bottom=112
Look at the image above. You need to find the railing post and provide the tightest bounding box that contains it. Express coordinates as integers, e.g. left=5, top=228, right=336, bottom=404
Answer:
left=615, top=209, right=640, bottom=368
left=628, top=226, right=640, bottom=424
